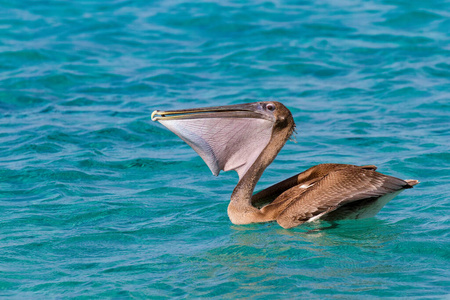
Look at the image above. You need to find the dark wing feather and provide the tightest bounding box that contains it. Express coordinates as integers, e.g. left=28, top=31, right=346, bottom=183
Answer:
left=276, top=168, right=409, bottom=229
left=252, top=163, right=377, bottom=208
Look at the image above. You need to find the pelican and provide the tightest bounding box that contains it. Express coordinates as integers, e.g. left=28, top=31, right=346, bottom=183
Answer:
left=152, top=101, right=418, bottom=228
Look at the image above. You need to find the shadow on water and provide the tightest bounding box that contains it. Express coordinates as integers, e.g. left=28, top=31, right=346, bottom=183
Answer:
left=216, top=218, right=400, bottom=255
left=304, top=221, right=340, bottom=233
left=189, top=218, right=405, bottom=297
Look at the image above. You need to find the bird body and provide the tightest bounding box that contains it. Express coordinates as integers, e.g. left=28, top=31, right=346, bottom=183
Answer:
left=152, top=102, right=418, bottom=229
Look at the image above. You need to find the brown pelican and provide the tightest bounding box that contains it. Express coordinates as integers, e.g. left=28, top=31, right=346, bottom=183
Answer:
left=152, top=101, right=418, bottom=228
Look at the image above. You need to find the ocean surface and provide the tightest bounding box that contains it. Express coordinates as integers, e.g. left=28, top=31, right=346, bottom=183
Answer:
left=1, top=0, right=449, bottom=298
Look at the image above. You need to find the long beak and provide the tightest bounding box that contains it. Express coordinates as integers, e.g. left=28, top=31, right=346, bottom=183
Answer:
left=151, top=103, right=274, bottom=122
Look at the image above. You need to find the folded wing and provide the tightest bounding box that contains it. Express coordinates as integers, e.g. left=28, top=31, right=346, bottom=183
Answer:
left=276, top=168, right=410, bottom=228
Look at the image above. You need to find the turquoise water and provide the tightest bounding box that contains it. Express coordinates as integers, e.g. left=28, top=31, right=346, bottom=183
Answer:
left=1, top=0, right=449, bottom=298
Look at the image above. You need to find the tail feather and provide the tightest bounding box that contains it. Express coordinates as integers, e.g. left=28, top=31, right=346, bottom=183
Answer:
left=405, top=179, right=419, bottom=187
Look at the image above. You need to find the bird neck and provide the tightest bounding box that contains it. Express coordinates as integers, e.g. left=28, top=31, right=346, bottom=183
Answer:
left=227, top=122, right=294, bottom=224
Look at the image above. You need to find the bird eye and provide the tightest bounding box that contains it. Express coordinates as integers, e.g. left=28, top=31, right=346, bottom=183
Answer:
left=266, top=103, right=276, bottom=111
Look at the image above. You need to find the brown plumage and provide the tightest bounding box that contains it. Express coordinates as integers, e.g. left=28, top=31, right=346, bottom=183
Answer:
left=152, top=101, right=419, bottom=229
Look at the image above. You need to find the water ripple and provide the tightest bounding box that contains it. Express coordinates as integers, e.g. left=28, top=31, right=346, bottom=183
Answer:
left=0, top=0, right=449, bottom=298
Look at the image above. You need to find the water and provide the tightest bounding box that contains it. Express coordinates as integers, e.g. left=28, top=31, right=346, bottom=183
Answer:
left=1, top=0, right=449, bottom=298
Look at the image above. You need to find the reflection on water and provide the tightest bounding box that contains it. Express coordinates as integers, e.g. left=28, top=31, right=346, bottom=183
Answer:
left=191, top=218, right=404, bottom=297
